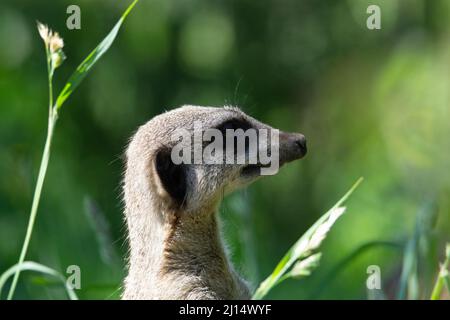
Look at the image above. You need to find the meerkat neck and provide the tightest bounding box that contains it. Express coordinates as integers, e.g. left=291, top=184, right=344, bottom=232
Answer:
left=123, top=203, right=166, bottom=298
left=124, top=205, right=250, bottom=299
left=163, top=212, right=230, bottom=276
left=161, top=211, right=250, bottom=299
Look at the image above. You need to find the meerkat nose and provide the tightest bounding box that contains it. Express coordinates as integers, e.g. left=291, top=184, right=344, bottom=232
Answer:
left=293, top=133, right=307, bottom=156
left=283, top=132, right=307, bottom=156
left=279, top=132, right=307, bottom=165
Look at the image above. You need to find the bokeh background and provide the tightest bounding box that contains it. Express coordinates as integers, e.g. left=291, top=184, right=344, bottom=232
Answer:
left=0, top=0, right=449, bottom=299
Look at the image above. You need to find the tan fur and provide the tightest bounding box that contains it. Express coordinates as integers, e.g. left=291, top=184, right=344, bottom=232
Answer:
left=122, top=105, right=306, bottom=299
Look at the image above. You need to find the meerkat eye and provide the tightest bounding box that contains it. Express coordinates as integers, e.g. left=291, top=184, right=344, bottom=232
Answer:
left=216, top=119, right=251, bottom=133
left=217, top=118, right=252, bottom=136
left=216, top=119, right=252, bottom=156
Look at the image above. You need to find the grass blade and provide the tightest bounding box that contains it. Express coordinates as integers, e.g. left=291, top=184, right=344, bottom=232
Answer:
left=6, top=115, right=56, bottom=300
left=55, top=0, right=138, bottom=109
left=0, top=261, right=78, bottom=300
left=252, top=177, right=363, bottom=300
left=397, top=200, right=437, bottom=299
left=311, top=240, right=402, bottom=299
left=3, top=0, right=138, bottom=300
left=430, top=244, right=450, bottom=300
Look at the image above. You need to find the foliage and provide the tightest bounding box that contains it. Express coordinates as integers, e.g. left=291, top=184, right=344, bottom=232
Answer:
left=0, top=0, right=448, bottom=299
left=0, top=0, right=138, bottom=300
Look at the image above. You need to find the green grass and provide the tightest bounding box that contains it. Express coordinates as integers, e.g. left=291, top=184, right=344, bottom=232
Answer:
left=252, top=178, right=363, bottom=300
left=0, top=261, right=78, bottom=300
left=0, top=0, right=139, bottom=300
left=430, top=244, right=450, bottom=300
left=0, top=0, right=448, bottom=301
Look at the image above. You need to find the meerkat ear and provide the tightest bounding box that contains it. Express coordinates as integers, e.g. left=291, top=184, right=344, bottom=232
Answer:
left=154, top=148, right=187, bottom=206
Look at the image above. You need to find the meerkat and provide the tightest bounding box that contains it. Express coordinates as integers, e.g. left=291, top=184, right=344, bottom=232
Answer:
left=122, top=105, right=307, bottom=300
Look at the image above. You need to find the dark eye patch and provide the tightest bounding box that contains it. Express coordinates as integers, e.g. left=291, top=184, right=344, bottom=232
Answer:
left=216, top=118, right=251, bottom=134
left=215, top=118, right=253, bottom=158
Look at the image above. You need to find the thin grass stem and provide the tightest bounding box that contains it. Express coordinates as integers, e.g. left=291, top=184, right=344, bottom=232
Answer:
left=7, top=111, right=57, bottom=300
left=430, top=244, right=450, bottom=300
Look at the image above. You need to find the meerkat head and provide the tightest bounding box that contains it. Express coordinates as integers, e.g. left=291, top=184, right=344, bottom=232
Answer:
left=124, top=105, right=306, bottom=219
left=123, top=105, right=306, bottom=299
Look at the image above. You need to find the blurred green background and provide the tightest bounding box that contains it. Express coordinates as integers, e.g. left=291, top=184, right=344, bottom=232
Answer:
left=0, top=0, right=449, bottom=299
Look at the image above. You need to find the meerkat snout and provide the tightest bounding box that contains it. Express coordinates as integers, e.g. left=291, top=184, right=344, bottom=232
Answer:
left=122, top=105, right=307, bottom=299
left=279, top=131, right=307, bottom=165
